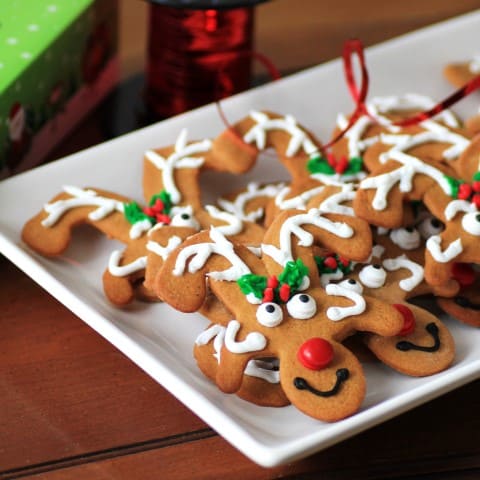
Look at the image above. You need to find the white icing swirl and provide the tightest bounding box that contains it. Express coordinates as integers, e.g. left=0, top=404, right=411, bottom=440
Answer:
left=325, top=282, right=366, bottom=321
left=108, top=250, right=147, bottom=277
left=224, top=320, right=267, bottom=353
left=383, top=254, right=424, bottom=291
left=426, top=235, right=463, bottom=263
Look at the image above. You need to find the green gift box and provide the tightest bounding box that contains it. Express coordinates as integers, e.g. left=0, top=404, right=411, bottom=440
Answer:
left=0, top=0, right=118, bottom=177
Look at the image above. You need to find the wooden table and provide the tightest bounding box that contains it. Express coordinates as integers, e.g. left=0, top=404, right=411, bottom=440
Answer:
left=2, top=1, right=480, bottom=478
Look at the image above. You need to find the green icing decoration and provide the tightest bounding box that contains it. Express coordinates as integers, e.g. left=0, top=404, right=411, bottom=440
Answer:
left=445, top=175, right=463, bottom=199
left=278, top=259, right=309, bottom=291
left=344, top=156, right=363, bottom=175
left=473, top=172, right=480, bottom=182
left=237, top=274, right=267, bottom=300
left=149, top=190, right=173, bottom=214
left=123, top=202, right=152, bottom=225
left=307, top=155, right=335, bottom=175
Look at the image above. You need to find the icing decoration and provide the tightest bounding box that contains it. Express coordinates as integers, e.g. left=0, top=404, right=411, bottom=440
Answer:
left=389, top=227, right=421, bottom=250
left=443, top=172, right=480, bottom=209
left=108, top=250, right=147, bottom=277
left=237, top=258, right=309, bottom=304
left=243, top=111, right=319, bottom=157
left=392, top=303, right=416, bottom=336
left=325, top=283, right=366, bottom=321
left=261, top=208, right=353, bottom=267
left=315, top=253, right=352, bottom=287
left=307, top=152, right=363, bottom=177
left=146, top=235, right=183, bottom=260
left=462, top=211, right=480, bottom=236
left=195, top=324, right=225, bottom=362
left=172, top=227, right=251, bottom=280
left=317, top=184, right=356, bottom=217
left=451, top=262, right=476, bottom=287
left=293, top=369, right=349, bottom=397
left=169, top=205, right=200, bottom=230
left=418, top=216, right=444, bottom=239
left=359, top=264, right=387, bottom=288
left=41, top=186, right=124, bottom=228
left=360, top=151, right=452, bottom=211
left=275, top=185, right=325, bottom=211
left=218, top=182, right=285, bottom=222
left=205, top=205, right=243, bottom=236
left=145, top=129, right=211, bottom=204
left=383, top=254, right=424, bottom=292
left=297, top=338, right=334, bottom=370
left=286, top=293, right=317, bottom=319
left=454, top=296, right=480, bottom=311
left=367, top=244, right=386, bottom=262
left=396, top=323, right=440, bottom=352
left=256, top=302, right=283, bottom=327
left=469, top=55, right=480, bottom=74
left=224, top=319, right=267, bottom=353
left=338, top=278, right=364, bottom=294
left=244, top=359, right=280, bottom=383
left=426, top=235, right=463, bottom=263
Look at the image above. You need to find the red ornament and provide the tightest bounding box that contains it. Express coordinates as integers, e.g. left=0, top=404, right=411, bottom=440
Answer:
left=297, top=338, right=334, bottom=370
left=279, top=284, right=291, bottom=302
left=393, top=304, right=416, bottom=336
left=452, top=262, right=475, bottom=287
left=457, top=183, right=472, bottom=200
left=323, top=256, right=338, bottom=270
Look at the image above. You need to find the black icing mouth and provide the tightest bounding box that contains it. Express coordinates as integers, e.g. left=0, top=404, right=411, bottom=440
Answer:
left=293, top=368, right=349, bottom=397
left=396, top=322, right=440, bottom=353
left=454, top=296, right=480, bottom=311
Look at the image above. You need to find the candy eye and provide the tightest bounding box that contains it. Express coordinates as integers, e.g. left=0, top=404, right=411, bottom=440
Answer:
left=256, top=302, right=283, bottom=327
left=338, top=278, right=364, bottom=294
left=358, top=264, right=387, bottom=288
left=286, top=293, right=317, bottom=319
left=170, top=211, right=200, bottom=229
left=418, top=216, right=444, bottom=239
left=462, top=212, right=480, bottom=236
left=389, top=227, right=421, bottom=250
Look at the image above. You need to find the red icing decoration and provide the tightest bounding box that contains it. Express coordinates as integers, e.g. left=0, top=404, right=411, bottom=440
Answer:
left=393, top=304, right=416, bottom=336
left=156, top=213, right=171, bottom=224
left=323, top=256, right=338, bottom=270
left=458, top=183, right=472, bottom=200
left=335, top=156, right=349, bottom=174
left=338, top=256, right=350, bottom=267
left=279, top=284, right=291, bottom=302
left=262, top=287, right=274, bottom=303
left=472, top=194, right=480, bottom=209
left=297, top=338, right=334, bottom=370
left=472, top=181, right=480, bottom=193
left=267, top=275, right=279, bottom=289
left=452, top=262, right=475, bottom=287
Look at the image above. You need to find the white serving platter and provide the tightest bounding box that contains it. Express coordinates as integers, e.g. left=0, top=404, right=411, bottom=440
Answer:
left=1, top=10, right=480, bottom=467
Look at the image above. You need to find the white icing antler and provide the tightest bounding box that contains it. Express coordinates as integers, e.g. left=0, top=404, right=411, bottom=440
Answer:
left=172, top=227, right=251, bottom=280
left=243, top=111, right=319, bottom=157
left=145, top=129, right=212, bottom=204
left=317, top=184, right=356, bottom=217
left=205, top=205, right=243, bottom=236
left=275, top=185, right=325, bottom=211
left=261, top=208, right=353, bottom=267
left=360, top=151, right=452, bottom=210
left=218, top=182, right=285, bottom=221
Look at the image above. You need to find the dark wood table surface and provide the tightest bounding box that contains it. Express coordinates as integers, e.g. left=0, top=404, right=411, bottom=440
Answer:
left=2, top=1, right=480, bottom=478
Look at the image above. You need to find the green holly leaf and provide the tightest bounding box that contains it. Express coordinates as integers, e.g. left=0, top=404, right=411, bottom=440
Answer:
left=237, top=274, right=267, bottom=300
left=307, top=155, right=335, bottom=175
left=124, top=202, right=152, bottom=225
left=445, top=175, right=462, bottom=199
left=344, top=156, right=363, bottom=175
left=278, top=259, right=309, bottom=292
left=149, top=190, right=173, bottom=214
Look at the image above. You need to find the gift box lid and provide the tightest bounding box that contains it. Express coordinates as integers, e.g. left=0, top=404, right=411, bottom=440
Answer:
left=0, top=0, right=95, bottom=92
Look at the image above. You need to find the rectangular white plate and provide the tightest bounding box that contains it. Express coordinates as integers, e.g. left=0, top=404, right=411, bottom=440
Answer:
left=2, top=11, right=480, bottom=467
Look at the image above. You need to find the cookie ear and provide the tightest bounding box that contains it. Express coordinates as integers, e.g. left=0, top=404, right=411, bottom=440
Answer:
left=21, top=187, right=136, bottom=256
left=364, top=304, right=455, bottom=376
left=279, top=340, right=365, bottom=422
left=154, top=228, right=266, bottom=312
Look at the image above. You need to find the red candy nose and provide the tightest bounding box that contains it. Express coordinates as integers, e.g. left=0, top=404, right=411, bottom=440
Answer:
left=297, top=338, right=334, bottom=370
left=452, top=262, right=475, bottom=287
left=393, top=304, right=416, bottom=336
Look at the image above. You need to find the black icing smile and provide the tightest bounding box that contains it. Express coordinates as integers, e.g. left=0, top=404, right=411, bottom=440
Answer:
left=396, top=322, right=440, bottom=353
left=293, top=368, right=349, bottom=397
left=454, top=296, right=480, bottom=311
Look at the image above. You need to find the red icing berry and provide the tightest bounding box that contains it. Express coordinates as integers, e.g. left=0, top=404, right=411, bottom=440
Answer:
left=335, top=156, right=349, bottom=174
left=297, top=338, right=334, bottom=370
left=279, top=283, right=291, bottom=302
left=262, top=287, right=274, bottom=303
left=338, top=256, right=350, bottom=267
left=156, top=213, right=171, bottom=224
left=452, top=262, right=475, bottom=287
left=143, top=206, right=155, bottom=217
left=393, top=304, right=416, bottom=336
left=267, top=275, right=279, bottom=289
left=326, top=152, right=336, bottom=168
left=472, top=194, right=480, bottom=209
left=472, top=181, right=480, bottom=193
left=457, top=183, right=472, bottom=200
left=323, top=256, right=338, bottom=270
